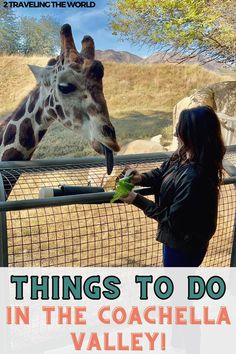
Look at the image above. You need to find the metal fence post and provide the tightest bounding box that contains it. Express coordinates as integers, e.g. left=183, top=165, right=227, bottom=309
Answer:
left=224, top=160, right=236, bottom=267
left=230, top=225, right=236, bottom=266
left=0, top=173, right=8, bottom=267
left=230, top=177, right=236, bottom=267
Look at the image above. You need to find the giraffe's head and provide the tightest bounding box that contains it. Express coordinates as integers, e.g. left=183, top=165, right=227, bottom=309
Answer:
left=29, top=24, right=120, bottom=174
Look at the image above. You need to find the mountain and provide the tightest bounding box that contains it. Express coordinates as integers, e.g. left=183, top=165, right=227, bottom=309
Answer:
left=94, top=49, right=226, bottom=72
left=141, top=52, right=170, bottom=64
left=140, top=52, right=224, bottom=71
left=95, top=49, right=142, bottom=64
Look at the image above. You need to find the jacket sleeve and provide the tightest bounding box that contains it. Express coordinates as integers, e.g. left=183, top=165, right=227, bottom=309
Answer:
left=133, top=172, right=202, bottom=234
left=139, top=159, right=171, bottom=189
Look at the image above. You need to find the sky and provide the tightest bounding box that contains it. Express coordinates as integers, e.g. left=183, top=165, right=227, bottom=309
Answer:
left=13, top=0, right=153, bottom=58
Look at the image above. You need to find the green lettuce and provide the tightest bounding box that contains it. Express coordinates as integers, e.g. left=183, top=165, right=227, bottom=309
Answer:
left=110, top=176, right=134, bottom=203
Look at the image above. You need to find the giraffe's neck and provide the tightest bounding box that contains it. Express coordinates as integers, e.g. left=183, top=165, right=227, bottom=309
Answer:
left=0, top=86, right=53, bottom=161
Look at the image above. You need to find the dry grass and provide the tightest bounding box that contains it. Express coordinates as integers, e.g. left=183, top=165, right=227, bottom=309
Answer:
left=0, top=55, right=49, bottom=116
left=104, top=62, right=233, bottom=115
left=0, top=54, right=233, bottom=118
left=0, top=55, right=233, bottom=158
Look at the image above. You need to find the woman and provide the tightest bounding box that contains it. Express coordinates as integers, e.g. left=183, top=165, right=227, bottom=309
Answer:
left=121, top=106, right=226, bottom=267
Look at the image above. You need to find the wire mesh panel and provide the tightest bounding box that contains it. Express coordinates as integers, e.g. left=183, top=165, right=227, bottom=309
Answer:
left=0, top=150, right=236, bottom=267
left=5, top=159, right=164, bottom=267
left=6, top=186, right=236, bottom=267
left=203, top=183, right=236, bottom=266
left=7, top=203, right=158, bottom=267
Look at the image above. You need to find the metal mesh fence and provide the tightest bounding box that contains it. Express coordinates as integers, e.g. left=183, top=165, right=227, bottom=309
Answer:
left=0, top=150, right=236, bottom=267
left=225, top=145, right=236, bottom=166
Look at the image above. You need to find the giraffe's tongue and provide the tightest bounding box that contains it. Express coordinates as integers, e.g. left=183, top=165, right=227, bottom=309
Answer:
left=101, top=144, right=114, bottom=175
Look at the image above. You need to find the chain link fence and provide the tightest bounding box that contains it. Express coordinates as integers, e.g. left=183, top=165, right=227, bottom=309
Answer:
left=0, top=149, right=236, bottom=267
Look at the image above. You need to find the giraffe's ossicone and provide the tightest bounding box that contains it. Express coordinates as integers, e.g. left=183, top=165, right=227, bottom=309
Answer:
left=0, top=24, right=120, bottom=175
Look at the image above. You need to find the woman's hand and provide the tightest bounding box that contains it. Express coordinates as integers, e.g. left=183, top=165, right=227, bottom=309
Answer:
left=123, top=168, right=143, bottom=185
left=120, top=191, right=137, bottom=204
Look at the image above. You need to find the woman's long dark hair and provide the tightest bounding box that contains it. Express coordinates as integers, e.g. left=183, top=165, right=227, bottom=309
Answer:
left=175, top=106, right=226, bottom=187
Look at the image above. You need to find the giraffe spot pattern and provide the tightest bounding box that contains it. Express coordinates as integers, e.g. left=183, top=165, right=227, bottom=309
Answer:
left=45, top=115, right=54, bottom=123
left=0, top=116, right=12, bottom=144
left=2, top=148, right=24, bottom=161
left=69, top=63, right=82, bottom=73
left=13, top=100, right=26, bottom=121
left=45, top=96, right=50, bottom=106
left=47, top=108, right=57, bottom=119
left=35, top=108, right=43, bottom=124
left=19, top=118, right=35, bottom=150
left=28, top=88, right=40, bottom=113
left=65, top=121, right=72, bottom=128
left=4, top=124, right=17, bottom=146
left=55, top=105, right=65, bottom=119
left=89, top=84, right=108, bottom=116
left=50, top=95, right=54, bottom=107
left=73, top=107, right=83, bottom=122
left=38, top=129, right=47, bottom=142
left=87, top=104, right=98, bottom=116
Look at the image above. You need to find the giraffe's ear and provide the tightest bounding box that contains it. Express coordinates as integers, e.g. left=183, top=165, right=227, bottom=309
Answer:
left=28, top=65, right=44, bottom=83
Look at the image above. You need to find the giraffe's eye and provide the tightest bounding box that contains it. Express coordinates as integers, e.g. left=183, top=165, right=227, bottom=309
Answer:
left=58, top=83, right=77, bottom=94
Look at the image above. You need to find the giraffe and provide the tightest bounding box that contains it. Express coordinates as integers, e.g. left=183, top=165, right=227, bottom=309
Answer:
left=0, top=24, right=120, bottom=194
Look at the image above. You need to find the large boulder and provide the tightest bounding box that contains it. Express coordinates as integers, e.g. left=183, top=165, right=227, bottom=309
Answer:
left=119, top=137, right=164, bottom=155
left=171, top=82, right=236, bottom=148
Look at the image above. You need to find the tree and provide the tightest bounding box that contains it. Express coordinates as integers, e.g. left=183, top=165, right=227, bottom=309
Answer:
left=0, top=0, right=20, bottom=54
left=108, top=0, right=236, bottom=65
left=19, top=16, right=60, bottom=56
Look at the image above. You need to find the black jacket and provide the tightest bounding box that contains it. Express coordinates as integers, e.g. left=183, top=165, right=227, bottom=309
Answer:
left=132, top=158, right=218, bottom=252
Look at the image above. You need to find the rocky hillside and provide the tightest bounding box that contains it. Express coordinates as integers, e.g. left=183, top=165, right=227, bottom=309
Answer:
left=140, top=52, right=224, bottom=71
left=95, top=49, right=233, bottom=73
